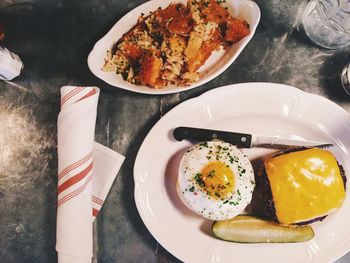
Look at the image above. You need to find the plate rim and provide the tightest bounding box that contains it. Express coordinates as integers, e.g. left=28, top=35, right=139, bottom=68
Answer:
left=133, top=82, right=350, bottom=262
left=87, top=0, right=261, bottom=95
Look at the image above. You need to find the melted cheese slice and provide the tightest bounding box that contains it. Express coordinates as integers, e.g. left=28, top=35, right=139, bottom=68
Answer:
left=265, top=148, right=346, bottom=225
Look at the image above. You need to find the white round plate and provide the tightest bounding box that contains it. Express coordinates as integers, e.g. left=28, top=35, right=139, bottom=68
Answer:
left=87, top=0, right=260, bottom=95
left=134, top=82, right=350, bottom=263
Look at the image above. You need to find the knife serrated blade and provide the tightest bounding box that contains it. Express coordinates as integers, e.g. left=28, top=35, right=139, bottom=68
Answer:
left=173, top=126, right=333, bottom=149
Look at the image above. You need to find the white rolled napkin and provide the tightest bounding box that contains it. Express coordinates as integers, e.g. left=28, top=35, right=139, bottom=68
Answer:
left=56, top=86, right=125, bottom=263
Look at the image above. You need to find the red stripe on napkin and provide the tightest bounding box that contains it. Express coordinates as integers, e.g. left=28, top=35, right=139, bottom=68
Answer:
left=58, top=162, right=93, bottom=195
left=77, top=89, right=96, bottom=102
left=92, top=208, right=99, bottom=217
left=58, top=152, right=93, bottom=181
left=61, top=86, right=82, bottom=103
left=92, top=196, right=104, bottom=206
left=61, top=87, right=84, bottom=106
left=58, top=175, right=93, bottom=207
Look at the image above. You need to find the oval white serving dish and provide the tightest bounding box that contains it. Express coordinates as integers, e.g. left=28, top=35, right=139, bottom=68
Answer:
left=87, top=0, right=261, bottom=95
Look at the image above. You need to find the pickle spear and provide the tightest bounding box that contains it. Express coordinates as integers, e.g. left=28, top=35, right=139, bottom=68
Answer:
left=212, top=215, right=314, bottom=243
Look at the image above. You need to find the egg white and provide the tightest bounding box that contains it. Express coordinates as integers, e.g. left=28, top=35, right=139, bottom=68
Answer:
left=177, top=141, right=255, bottom=220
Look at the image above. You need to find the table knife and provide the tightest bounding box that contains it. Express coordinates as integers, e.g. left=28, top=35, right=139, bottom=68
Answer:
left=173, top=126, right=333, bottom=149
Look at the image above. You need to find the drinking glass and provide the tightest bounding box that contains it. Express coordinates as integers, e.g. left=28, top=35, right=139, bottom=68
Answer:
left=302, top=0, right=350, bottom=49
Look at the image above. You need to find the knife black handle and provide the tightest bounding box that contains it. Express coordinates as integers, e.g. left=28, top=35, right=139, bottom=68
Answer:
left=173, top=126, right=252, bottom=148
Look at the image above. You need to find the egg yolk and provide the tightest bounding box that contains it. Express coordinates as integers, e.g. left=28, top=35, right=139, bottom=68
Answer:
left=265, top=148, right=346, bottom=225
left=196, top=161, right=235, bottom=199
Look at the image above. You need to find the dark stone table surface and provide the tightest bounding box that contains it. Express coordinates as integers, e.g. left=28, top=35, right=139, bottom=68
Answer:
left=1, top=0, right=350, bottom=262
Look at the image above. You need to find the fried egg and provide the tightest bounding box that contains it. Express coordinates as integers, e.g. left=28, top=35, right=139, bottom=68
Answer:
left=177, top=141, right=255, bottom=220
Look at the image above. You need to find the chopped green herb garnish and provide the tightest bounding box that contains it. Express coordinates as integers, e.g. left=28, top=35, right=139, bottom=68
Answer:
left=199, top=142, right=209, bottom=148
left=194, top=173, right=205, bottom=187
left=208, top=170, right=215, bottom=178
